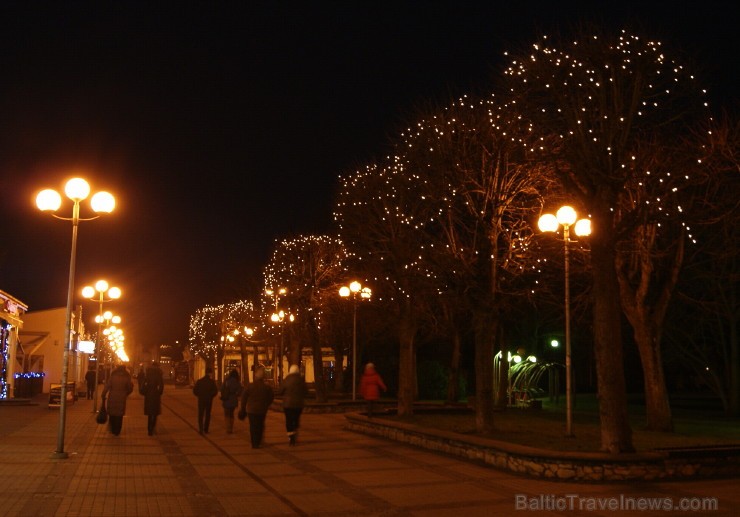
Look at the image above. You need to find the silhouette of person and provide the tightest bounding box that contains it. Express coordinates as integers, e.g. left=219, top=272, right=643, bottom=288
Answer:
left=221, top=369, right=243, bottom=434
left=277, top=364, right=307, bottom=445
left=85, top=368, right=97, bottom=400
left=238, top=367, right=274, bottom=448
left=359, top=362, right=386, bottom=417
left=101, top=365, right=134, bottom=436
left=193, top=366, right=218, bottom=434
left=142, top=361, right=165, bottom=436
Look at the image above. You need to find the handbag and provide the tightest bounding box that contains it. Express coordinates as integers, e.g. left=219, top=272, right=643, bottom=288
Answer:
left=96, top=399, right=108, bottom=424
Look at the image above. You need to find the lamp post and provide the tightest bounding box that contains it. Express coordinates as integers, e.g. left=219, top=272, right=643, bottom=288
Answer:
left=101, top=315, right=123, bottom=366
left=270, top=310, right=294, bottom=384
left=339, top=281, right=372, bottom=401
left=36, top=177, right=115, bottom=459
left=82, top=281, right=121, bottom=412
left=538, top=206, right=591, bottom=437
left=266, top=288, right=288, bottom=383
left=232, top=326, right=254, bottom=381
left=104, top=324, right=127, bottom=363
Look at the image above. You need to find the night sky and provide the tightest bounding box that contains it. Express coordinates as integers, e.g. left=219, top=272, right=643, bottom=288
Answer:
left=1, top=1, right=737, bottom=349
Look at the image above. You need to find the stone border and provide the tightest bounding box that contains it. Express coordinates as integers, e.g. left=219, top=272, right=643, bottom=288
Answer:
left=344, top=413, right=740, bottom=482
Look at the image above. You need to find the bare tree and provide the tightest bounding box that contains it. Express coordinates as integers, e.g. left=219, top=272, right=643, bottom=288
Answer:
left=396, top=96, right=558, bottom=432
left=264, top=235, right=349, bottom=402
left=188, top=301, right=255, bottom=382
left=335, top=162, right=440, bottom=416
left=670, top=113, right=740, bottom=415
left=502, top=27, right=712, bottom=451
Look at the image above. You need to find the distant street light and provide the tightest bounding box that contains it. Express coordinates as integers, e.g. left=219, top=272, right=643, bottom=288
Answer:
left=104, top=324, right=127, bottom=362
left=265, top=288, right=290, bottom=383
left=538, top=205, right=591, bottom=437
left=82, top=280, right=121, bottom=412
left=36, top=177, right=115, bottom=459
left=270, top=310, right=294, bottom=384
left=339, top=281, right=371, bottom=401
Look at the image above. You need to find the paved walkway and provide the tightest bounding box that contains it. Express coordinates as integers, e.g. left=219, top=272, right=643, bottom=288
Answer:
left=1, top=386, right=738, bottom=516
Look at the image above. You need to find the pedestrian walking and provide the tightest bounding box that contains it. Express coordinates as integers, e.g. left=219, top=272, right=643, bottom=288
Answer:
left=192, top=366, right=218, bottom=434
left=84, top=368, right=97, bottom=400
left=220, top=369, right=243, bottom=434
left=359, top=362, right=386, bottom=417
left=141, top=361, right=165, bottom=436
left=101, top=365, right=134, bottom=436
left=238, top=366, right=274, bottom=448
left=136, top=364, right=146, bottom=394
left=277, top=364, right=307, bottom=446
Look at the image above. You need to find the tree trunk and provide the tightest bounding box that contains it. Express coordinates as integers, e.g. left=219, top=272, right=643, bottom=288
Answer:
left=445, top=331, right=461, bottom=403
left=307, top=315, right=327, bottom=402
left=728, top=295, right=739, bottom=416
left=616, top=227, right=683, bottom=431
left=216, top=348, right=224, bottom=383
left=634, top=327, right=673, bottom=431
left=334, top=345, right=345, bottom=394
left=591, top=228, right=634, bottom=453
left=397, top=303, right=417, bottom=417
left=239, top=340, right=250, bottom=384
left=287, top=331, right=301, bottom=371
left=473, top=310, right=496, bottom=434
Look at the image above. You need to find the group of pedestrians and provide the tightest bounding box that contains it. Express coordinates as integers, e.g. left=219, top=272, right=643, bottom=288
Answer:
left=98, top=361, right=164, bottom=436
left=195, top=364, right=306, bottom=448
left=96, top=359, right=386, bottom=447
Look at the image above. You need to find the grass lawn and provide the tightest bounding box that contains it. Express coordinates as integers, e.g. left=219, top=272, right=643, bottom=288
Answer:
left=379, top=394, right=740, bottom=453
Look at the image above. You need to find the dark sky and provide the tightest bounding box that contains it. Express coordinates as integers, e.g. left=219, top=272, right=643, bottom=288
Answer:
left=1, top=1, right=737, bottom=349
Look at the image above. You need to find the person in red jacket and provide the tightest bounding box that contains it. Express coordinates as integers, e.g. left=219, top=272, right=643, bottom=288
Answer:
left=359, top=362, right=386, bottom=417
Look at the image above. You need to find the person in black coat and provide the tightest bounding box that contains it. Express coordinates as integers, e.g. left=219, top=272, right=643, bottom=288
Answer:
left=101, top=365, right=134, bottom=436
left=192, top=366, right=218, bottom=434
left=84, top=368, right=97, bottom=400
left=220, top=369, right=243, bottom=434
left=277, top=364, right=307, bottom=445
left=238, top=367, right=274, bottom=448
left=141, top=361, right=165, bottom=436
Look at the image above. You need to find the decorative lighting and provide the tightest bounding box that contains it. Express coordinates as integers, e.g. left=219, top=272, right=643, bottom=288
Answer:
left=82, top=280, right=121, bottom=413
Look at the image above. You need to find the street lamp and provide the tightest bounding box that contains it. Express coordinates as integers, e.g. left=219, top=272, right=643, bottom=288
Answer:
left=270, top=310, right=294, bottom=384
left=82, top=280, right=121, bottom=412
left=104, top=325, right=127, bottom=362
left=339, top=281, right=372, bottom=401
left=538, top=205, right=591, bottom=437
left=36, top=177, right=115, bottom=459
left=266, top=287, right=289, bottom=383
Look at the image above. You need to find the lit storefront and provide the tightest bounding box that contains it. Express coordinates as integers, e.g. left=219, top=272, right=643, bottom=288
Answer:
left=0, top=290, right=29, bottom=399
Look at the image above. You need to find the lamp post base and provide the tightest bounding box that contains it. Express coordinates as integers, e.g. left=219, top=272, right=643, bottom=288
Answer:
left=50, top=451, right=69, bottom=459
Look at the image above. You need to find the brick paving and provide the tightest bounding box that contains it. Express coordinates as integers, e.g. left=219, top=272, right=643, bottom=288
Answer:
left=1, top=386, right=738, bottom=516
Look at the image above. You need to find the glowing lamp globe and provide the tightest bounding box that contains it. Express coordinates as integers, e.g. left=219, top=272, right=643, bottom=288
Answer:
left=36, top=189, right=63, bottom=211
left=537, top=213, right=558, bottom=233
left=556, top=206, right=577, bottom=226
left=64, top=178, right=91, bottom=201
left=91, top=191, right=115, bottom=213
left=574, top=218, right=592, bottom=237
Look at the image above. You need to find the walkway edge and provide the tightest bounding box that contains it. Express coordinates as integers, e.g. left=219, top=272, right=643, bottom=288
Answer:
left=344, top=413, right=740, bottom=482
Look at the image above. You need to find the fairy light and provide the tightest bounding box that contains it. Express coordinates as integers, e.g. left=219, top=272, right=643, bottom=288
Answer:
left=188, top=300, right=257, bottom=358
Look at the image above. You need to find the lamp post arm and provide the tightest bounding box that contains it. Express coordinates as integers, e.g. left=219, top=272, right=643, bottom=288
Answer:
left=50, top=214, right=101, bottom=222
